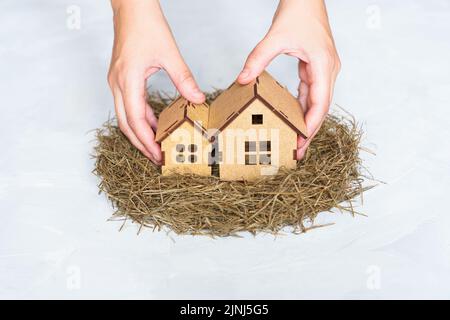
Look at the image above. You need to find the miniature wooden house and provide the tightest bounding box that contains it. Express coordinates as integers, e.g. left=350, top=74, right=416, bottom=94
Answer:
left=155, top=97, right=211, bottom=176
left=208, top=71, right=308, bottom=181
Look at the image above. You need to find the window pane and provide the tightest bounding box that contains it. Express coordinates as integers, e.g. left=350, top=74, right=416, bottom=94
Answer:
left=188, top=144, right=197, bottom=153
left=176, top=144, right=184, bottom=152
left=188, top=155, right=197, bottom=163
left=245, top=154, right=257, bottom=165
left=245, top=141, right=256, bottom=152
left=259, top=154, right=271, bottom=165
left=259, top=141, right=271, bottom=152
left=176, top=154, right=185, bottom=163
left=252, top=114, right=263, bottom=125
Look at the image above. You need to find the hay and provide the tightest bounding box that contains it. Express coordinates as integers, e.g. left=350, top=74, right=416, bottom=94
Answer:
left=93, top=91, right=373, bottom=237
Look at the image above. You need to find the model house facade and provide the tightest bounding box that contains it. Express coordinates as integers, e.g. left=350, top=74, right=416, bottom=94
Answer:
left=208, top=71, right=308, bottom=180
left=155, top=97, right=211, bottom=176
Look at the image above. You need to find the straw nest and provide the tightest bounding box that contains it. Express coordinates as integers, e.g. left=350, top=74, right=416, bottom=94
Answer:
left=93, top=91, right=373, bottom=237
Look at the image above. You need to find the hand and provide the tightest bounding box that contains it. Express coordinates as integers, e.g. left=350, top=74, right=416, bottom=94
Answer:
left=108, top=0, right=205, bottom=164
left=237, top=0, right=340, bottom=159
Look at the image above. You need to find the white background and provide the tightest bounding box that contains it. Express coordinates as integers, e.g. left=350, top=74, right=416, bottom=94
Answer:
left=1, top=0, right=450, bottom=299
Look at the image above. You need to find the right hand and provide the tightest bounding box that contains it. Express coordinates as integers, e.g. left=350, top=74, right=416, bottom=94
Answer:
left=237, top=0, right=340, bottom=160
left=108, top=0, right=205, bottom=164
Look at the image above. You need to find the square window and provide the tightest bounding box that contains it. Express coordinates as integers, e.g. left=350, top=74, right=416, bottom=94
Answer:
left=188, top=155, right=197, bottom=163
left=245, top=154, right=257, bottom=165
left=176, top=154, right=185, bottom=163
left=252, top=114, right=263, bottom=125
left=259, top=141, right=271, bottom=152
left=259, top=154, right=271, bottom=165
left=245, top=141, right=256, bottom=152
left=176, top=144, right=184, bottom=152
left=188, top=144, right=197, bottom=153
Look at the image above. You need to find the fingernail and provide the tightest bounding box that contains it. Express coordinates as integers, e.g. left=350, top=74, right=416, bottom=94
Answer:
left=152, top=153, right=161, bottom=162
left=147, top=153, right=155, bottom=161
left=298, top=150, right=306, bottom=160
left=239, top=69, right=250, bottom=79
left=192, top=91, right=205, bottom=103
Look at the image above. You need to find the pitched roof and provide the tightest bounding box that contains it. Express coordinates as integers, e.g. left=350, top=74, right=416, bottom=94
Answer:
left=208, top=70, right=307, bottom=138
left=155, top=96, right=209, bottom=143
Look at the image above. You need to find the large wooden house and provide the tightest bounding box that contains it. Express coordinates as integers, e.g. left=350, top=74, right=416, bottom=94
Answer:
left=208, top=71, right=308, bottom=180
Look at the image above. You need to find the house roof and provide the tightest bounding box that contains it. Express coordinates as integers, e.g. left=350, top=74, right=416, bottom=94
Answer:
left=155, top=96, right=209, bottom=143
left=208, top=70, right=307, bottom=138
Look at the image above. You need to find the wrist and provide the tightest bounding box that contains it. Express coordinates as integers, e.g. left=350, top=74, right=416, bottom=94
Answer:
left=280, top=0, right=324, bottom=8
left=278, top=0, right=326, bottom=18
left=111, top=0, right=159, bottom=13
left=111, top=0, right=165, bottom=32
left=274, top=0, right=329, bottom=30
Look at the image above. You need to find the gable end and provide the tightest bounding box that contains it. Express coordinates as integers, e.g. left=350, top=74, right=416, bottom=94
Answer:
left=255, top=94, right=307, bottom=139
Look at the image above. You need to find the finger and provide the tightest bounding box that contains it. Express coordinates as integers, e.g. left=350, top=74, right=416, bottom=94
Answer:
left=163, top=52, right=205, bottom=104
left=298, top=61, right=309, bottom=113
left=296, top=61, right=309, bottom=149
left=143, top=90, right=158, bottom=132
left=297, top=147, right=307, bottom=160
left=295, top=58, right=332, bottom=158
left=113, top=88, right=155, bottom=161
left=328, top=65, right=340, bottom=104
left=238, top=36, right=282, bottom=84
left=296, top=116, right=325, bottom=160
left=121, top=77, right=162, bottom=163
left=145, top=103, right=158, bottom=132
left=304, top=58, right=332, bottom=138
left=329, top=57, right=341, bottom=102
left=298, top=81, right=309, bottom=113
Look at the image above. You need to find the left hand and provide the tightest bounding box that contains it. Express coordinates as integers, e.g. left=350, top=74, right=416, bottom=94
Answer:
left=237, top=0, right=341, bottom=159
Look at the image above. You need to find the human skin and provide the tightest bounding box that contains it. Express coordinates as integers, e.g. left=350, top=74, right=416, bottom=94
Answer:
left=108, top=0, right=205, bottom=164
left=238, top=0, right=340, bottom=159
left=108, top=0, right=339, bottom=163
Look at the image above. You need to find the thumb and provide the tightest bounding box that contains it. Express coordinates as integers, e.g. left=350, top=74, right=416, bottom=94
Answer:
left=163, top=53, right=205, bottom=104
left=238, top=36, right=281, bottom=84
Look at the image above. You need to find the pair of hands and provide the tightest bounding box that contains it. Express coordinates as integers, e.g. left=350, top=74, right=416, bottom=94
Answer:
left=108, top=0, right=340, bottom=164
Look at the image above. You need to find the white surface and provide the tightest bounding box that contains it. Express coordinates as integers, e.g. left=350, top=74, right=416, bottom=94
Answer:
left=1, top=0, right=450, bottom=299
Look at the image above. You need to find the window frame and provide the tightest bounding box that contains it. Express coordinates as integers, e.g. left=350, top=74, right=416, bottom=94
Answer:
left=244, top=140, right=272, bottom=166
left=175, top=143, right=199, bottom=164
left=252, top=114, right=263, bottom=125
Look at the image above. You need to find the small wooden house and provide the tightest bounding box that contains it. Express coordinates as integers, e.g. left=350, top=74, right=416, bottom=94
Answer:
left=208, top=71, right=307, bottom=181
left=155, top=97, right=211, bottom=176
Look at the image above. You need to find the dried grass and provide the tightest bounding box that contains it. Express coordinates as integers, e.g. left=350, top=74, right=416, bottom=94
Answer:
left=93, top=91, right=373, bottom=237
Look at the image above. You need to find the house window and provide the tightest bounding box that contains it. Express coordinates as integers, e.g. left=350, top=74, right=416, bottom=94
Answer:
left=176, top=154, right=185, bottom=163
left=244, top=140, right=272, bottom=165
left=244, top=141, right=257, bottom=165
left=188, top=144, right=197, bottom=152
left=188, top=154, right=197, bottom=163
left=252, top=114, right=263, bottom=125
left=176, top=144, right=198, bottom=163
left=176, top=144, right=185, bottom=152
left=259, top=140, right=271, bottom=165
left=259, top=141, right=271, bottom=152
left=245, top=154, right=257, bottom=165
left=259, top=153, right=271, bottom=165
left=245, top=141, right=256, bottom=152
